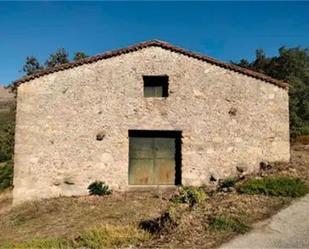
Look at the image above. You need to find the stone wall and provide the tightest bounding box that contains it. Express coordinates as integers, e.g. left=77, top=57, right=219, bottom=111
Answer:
left=13, top=47, right=290, bottom=204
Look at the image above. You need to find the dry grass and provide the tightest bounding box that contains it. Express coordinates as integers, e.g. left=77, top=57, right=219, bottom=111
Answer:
left=0, top=238, right=67, bottom=249
left=74, top=224, right=150, bottom=248
left=0, top=190, right=170, bottom=245
left=141, top=192, right=290, bottom=249
left=0, top=144, right=308, bottom=248
left=1, top=224, right=150, bottom=249
left=0, top=189, right=12, bottom=215
left=271, top=144, right=309, bottom=185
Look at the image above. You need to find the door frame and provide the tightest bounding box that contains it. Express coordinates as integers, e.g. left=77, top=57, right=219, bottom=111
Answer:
left=128, top=130, right=182, bottom=186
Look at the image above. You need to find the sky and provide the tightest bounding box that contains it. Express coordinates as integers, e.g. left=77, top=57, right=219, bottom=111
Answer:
left=0, top=1, right=308, bottom=86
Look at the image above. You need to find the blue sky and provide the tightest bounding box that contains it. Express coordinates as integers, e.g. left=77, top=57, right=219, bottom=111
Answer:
left=0, top=1, right=308, bottom=86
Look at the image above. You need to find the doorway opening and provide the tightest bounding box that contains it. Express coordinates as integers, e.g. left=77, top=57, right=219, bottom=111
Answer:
left=128, top=130, right=182, bottom=185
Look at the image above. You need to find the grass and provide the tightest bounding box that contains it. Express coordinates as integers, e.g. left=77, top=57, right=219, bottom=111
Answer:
left=239, top=176, right=309, bottom=197
left=209, top=216, right=251, bottom=234
left=74, top=224, right=150, bottom=249
left=0, top=191, right=168, bottom=245
left=0, top=238, right=68, bottom=249
left=0, top=224, right=150, bottom=249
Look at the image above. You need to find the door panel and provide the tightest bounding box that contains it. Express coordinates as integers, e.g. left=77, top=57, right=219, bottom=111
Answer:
left=129, top=159, right=154, bottom=184
left=129, top=133, right=178, bottom=185
left=154, top=159, right=175, bottom=185
left=129, top=137, right=154, bottom=159
left=154, top=138, right=175, bottom=158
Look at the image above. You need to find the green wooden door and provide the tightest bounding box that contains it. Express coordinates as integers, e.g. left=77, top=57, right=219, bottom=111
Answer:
left=129, top=136, right=176, bottom=185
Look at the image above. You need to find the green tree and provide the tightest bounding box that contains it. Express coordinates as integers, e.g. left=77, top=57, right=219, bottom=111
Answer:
left=45, top=48, right=69, bottom=68
left=22, top=56, right=44, bottom=75
left=233, top=47, right=309, bottom=136
left=73, top=51, right=88, bottom=61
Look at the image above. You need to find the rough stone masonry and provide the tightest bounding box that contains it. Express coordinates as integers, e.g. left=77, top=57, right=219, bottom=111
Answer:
left=12, top=41, right=290, bottom=204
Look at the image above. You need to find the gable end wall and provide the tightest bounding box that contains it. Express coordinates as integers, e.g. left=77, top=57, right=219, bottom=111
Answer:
left=13, top=47, right=290, bottom=204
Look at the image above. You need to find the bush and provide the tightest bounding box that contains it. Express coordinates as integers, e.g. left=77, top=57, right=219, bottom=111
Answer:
left=0, top=160, right=13, bottom=191
left=209, top=216, right=250, bottom=234
left=239, top=176, right=309, bottom=197
left=299, top=125, right=309, bottom=136
left=219, top=177, right=238, bottom=188
left=88, top=181, right=112, bottom=196
left=170, top=186, right=206, bottom=207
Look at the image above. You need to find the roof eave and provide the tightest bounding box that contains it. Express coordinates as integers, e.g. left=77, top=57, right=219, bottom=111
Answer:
left=12, top=40, right=289, bottom=90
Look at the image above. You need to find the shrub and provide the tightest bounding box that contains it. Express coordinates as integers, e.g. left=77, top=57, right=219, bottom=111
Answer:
left=74, top=224, right=150, bottom=248
left=219, top=177, right=238, bottom=188
left=239, top=176, right=309, bottom=197
left=0, top=160, right=13, bottom=191
left=170, top=186, right=206, bottom=207
left=299, top=125, right=309, bottom=136
left=209, top=216, right=250, bottom=234
left=87, top=181, right=112, bottom=196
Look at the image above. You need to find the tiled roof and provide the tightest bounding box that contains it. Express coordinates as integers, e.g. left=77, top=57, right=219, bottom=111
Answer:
left=12, top=40, right=288, bottom=90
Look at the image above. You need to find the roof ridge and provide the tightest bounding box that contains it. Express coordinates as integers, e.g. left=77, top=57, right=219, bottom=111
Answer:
left=12, top=40, right=289, bottom=90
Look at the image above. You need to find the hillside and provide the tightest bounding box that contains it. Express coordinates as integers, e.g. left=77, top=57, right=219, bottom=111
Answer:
left=0, top=86, right=15, bottom=191
left=0, top=86, right=14, bottom=111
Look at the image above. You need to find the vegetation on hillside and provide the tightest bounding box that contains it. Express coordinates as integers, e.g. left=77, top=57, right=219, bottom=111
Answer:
left=232, top=47, right=309, bottom=136
left=0, top=110, right=15, bottom=163
left=0, top=91, right=15, bottom=192
left=0, top=161, right=13, bottom=191
left=22, top=49, right=88, bottom=76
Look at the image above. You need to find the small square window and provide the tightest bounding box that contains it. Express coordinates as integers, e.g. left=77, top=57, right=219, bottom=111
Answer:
left=143, top=75, right=169, bottom=97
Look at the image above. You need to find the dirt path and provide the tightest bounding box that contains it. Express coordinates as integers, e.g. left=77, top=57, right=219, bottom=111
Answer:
left=219, top=194, right=309, bottom=249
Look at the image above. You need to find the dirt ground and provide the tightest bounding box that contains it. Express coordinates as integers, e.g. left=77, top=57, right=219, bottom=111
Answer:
left=0, top=143, right=308, bottom=248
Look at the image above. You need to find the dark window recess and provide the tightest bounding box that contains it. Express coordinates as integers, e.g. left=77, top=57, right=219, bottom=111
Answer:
left=143, top=75, right=169, bottom=97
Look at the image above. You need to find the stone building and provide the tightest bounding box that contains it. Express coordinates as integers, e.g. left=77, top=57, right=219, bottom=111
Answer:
left=12, top=40, right=290, bottom=204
